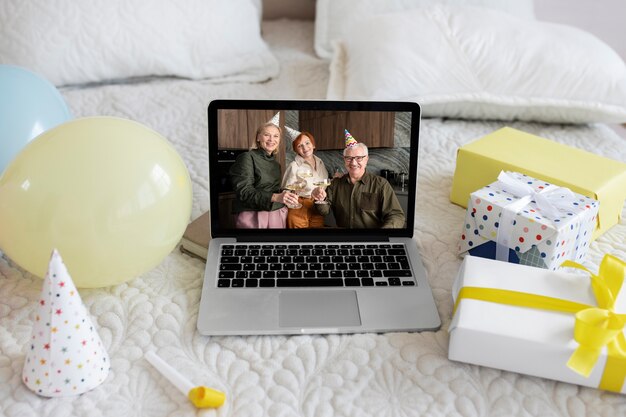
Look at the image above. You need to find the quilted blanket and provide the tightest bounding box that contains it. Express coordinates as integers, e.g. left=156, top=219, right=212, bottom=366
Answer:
left=1, top=20, right=625, bottom=417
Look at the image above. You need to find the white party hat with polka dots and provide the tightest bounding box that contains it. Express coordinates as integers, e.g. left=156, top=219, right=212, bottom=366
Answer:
left=22, top=249, right=110, bottom=397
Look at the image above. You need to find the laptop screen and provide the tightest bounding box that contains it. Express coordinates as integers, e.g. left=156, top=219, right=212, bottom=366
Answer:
left=208, top=100, right=420, bottom=239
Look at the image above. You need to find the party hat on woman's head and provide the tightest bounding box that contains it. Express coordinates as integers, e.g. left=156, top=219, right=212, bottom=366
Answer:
left=22, top=249, right=110, bottom=397
left=344, top=129, right=358, bottom=148
left=268, top=112, right=280, bottom=127
left=284, top=126, right=301, bottom=143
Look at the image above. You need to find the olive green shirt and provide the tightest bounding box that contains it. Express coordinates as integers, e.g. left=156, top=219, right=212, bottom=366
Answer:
left=229, top=148, right=284, bottom=213
left=317, top=171, right=405, bottom=228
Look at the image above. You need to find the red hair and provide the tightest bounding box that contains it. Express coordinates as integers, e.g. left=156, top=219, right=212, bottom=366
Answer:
left=292, top=131, right=316, bottom=152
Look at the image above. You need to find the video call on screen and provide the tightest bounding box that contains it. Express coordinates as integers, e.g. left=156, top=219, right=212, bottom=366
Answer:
left=215, top=109, right=412, bottom=230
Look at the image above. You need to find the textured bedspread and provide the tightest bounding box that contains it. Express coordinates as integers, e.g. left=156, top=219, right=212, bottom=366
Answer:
left=1, top=21, right=626, bottom=417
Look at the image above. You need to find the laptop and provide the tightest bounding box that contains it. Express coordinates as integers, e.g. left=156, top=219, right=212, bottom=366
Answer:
left=197, top=99, right=441, bottom=336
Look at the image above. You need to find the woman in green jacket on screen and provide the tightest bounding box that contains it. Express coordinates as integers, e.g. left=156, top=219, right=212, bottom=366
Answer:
left=229, top=120, right=299, bottom=228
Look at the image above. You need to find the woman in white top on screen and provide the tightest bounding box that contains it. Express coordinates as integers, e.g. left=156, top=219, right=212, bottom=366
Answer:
left=281, top=128, right=329, bottom=228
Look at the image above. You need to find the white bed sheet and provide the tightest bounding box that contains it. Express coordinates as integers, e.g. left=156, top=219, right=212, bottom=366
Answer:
left=1, top=20, right=626, bottom=417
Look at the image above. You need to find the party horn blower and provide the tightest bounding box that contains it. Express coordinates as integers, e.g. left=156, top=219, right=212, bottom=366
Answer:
left=144, top=351, right=225, bottom=408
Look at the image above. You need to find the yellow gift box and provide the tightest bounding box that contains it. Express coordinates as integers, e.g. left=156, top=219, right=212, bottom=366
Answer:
left=450, top=127, right=626, bottom=240
left=449, top=255, right=626, bottom=393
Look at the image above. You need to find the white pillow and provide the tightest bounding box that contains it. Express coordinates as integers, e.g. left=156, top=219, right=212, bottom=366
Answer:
left=314, top=0, right=535, bottom=59
left=327, top=5, right=626, bottom=124
left=0, top=0, right=279, bottom=86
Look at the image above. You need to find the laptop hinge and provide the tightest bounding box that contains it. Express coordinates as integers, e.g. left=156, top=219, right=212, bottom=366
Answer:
left=237, top=235, right=391, bottom=243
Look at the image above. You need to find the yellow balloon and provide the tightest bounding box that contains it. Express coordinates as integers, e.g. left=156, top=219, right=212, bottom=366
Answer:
left=0, top=116, right=192, bottom=288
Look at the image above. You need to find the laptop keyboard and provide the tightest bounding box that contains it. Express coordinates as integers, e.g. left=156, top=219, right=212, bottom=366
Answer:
left=216, top=243, right=416, bottom=288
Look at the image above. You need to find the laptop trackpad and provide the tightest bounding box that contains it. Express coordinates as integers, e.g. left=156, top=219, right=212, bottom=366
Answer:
left=279, top=290, right=361, bottom=328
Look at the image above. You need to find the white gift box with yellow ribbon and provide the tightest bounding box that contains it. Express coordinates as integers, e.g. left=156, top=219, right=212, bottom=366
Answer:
left=449, top=255, right=626, bottom=393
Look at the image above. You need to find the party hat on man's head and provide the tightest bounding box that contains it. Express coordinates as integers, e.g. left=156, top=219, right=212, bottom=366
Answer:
left=22, top=250, right=110, bottom=397
left=268, top=112, right=280, bottom=127
left=344, top=129, right=358, bottom=148
left=285, top=126, right=301, bottom=143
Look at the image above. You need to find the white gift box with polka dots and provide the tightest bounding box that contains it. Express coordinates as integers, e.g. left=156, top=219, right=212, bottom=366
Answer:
left=458, top=172, right=599, bottom=270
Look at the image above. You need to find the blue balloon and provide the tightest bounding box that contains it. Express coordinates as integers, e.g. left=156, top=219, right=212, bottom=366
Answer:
left=0, top=65, right=72, bottom=175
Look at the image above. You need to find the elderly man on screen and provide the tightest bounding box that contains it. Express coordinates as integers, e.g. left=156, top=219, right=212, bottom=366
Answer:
left=311, top=129, right=405, bottom=228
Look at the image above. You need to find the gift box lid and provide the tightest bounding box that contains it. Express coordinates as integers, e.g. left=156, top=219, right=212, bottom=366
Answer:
left=450, top=127, right=626, bottom=240
left=459, top=172, right=599, bottom=255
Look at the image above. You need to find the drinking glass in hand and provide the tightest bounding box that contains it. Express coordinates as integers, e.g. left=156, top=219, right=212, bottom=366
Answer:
left=312, top=179, right=332, bottom=205
left=283, top=182, right=305, bottom=209
left=296, top=166, right=313, bottom=179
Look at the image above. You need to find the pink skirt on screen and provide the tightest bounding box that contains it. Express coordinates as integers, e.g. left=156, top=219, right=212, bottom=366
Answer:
left=235, top=207, right=288, bottom=229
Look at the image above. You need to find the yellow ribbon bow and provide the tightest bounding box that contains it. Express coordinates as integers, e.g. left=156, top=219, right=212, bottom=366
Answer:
left=562, top=255, right=626, bottom=391
left=453, top=254, right=626, bottom=392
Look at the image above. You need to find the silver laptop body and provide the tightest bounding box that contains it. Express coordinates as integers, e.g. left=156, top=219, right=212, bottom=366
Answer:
left=198, top=100, right=440, bottom=336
